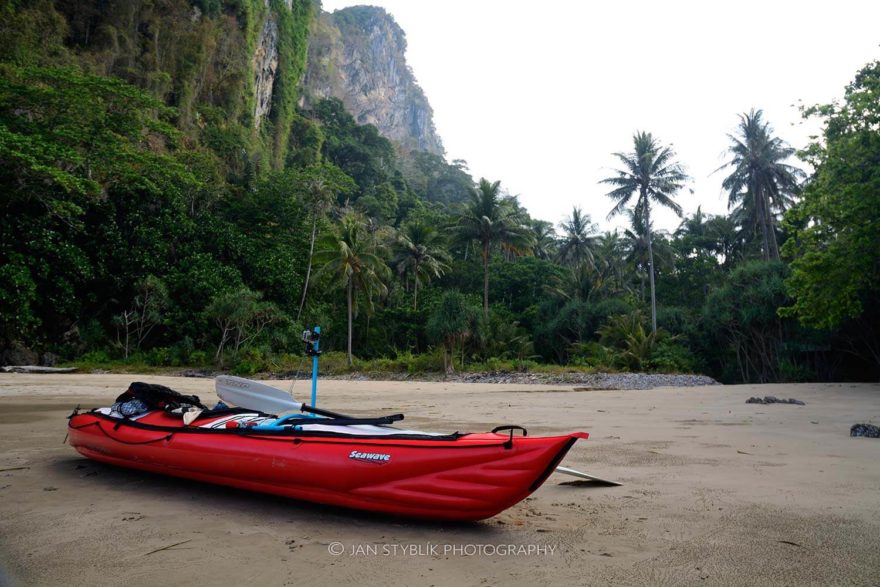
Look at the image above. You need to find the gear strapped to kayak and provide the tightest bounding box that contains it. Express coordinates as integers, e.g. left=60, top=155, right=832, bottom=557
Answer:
left=67, top=326, right=617, bottom=521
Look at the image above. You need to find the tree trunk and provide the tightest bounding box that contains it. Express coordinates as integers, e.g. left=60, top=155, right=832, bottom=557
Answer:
left=297, top=215, right=319, bottom=321
left=413, top=261, right=420, bottom=310
left=645, top=205, right=658, bottom=334
left=756, top=187, right=772, bottom=261
left=443, top=340, right=454, bottom=374
left=482, top=241, right=490, bottom=319
left=766, top=204, right=780, bottom=261
left=215, top=322, right=231, bottom=363
left=346, top=280, right=353, bottom=367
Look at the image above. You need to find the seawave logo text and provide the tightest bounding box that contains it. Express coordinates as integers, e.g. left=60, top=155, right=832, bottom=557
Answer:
left=349, top=450, right=391, bottom=464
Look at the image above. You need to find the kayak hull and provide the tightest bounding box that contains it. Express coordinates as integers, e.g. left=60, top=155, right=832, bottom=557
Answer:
left=68, top=411, right=587, bottom=521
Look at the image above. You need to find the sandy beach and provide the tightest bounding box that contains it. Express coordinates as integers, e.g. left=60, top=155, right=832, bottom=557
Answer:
left=0, top=374, right=878, bottom=586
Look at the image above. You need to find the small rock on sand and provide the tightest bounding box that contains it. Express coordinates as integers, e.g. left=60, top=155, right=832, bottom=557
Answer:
left=850, top=424, right=880, bottom=438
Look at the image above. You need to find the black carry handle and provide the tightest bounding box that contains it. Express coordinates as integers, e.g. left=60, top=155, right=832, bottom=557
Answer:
left=491, top=425, right=528, bottom=449
left=491, top=425, right=528, bottom=436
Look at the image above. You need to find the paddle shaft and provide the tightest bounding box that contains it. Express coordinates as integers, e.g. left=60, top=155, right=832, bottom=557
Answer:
left=300, top=403, right=355, bottom=420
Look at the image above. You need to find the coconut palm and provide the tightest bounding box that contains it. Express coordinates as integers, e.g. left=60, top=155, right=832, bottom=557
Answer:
left=453, top=178, right=533, bottom=318
left=530, top=219, right=557, bottom=260
left=601, top=131, right=689, bottom=332
left=392, top=220, right=451, bottom=310
left=590, top=231, right=630, bottom=298
left=556, top=206, right=598, bottom=267
left=705, top=214, right=741, bottom=269
left=675, top=206, right=712, bottom=254
left=623, top=215, right=675, bottom=300
left=544, top=260, right=595, bottom=303
left=296, top=174, right=335, bottom=321
left=717, top=109, right=803, bottom=261
left=623, top=210, right=675, bottom=304
left=314, top=212, right=390, bottom=366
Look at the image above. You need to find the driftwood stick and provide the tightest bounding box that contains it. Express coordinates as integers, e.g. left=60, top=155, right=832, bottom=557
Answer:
left=143, top=539, right=193, bottom=556
left=1, top=366, right=77, bottom=373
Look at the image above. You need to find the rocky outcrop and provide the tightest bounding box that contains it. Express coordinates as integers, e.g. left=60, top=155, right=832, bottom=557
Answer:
left=303, top=6, right=444, bottom=156
left=254, top=16, right=280, bottom=128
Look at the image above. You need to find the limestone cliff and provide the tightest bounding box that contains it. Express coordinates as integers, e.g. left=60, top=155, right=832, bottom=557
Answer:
left=9, top=0, right=313, bottom=170
left=303, top=5, right=444, bottom=156
left=253, top=14, right=281, bottom=129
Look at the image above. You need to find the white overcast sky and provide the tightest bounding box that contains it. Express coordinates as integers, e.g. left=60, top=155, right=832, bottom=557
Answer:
left=320, top=0, right=880, bottom=232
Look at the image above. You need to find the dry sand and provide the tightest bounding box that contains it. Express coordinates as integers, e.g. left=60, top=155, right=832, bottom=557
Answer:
left=1, top=374, right=878, bottom=586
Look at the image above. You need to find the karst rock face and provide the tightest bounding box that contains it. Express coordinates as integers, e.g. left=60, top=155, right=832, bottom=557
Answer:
left=303, top=6, right=445, bottom=156
left=254, top=15, right=280, bottom=129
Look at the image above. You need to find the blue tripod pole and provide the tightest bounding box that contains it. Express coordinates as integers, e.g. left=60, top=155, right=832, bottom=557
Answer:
left=309, top=326, right=320, bottom=410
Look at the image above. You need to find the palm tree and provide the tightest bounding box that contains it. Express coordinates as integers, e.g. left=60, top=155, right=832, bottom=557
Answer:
left=544, top=260, right=595, bottom=303
left=676, top=207, right=743, bottom=267
left=591, top=231, right=630, bottom=298
left=624, top=210, right=674, bottom=304
left=314, top=212, right=390, bottom=366
left=392, top=220, right=451, bottom=310
left=453, top=178, right=533, bottom=318
left=296, top=174, right=335, bottom=321
left=675, top=206, right=711, bottom=254
left=529, top=219, right=557, bottom=260
left=557, top=206, right=597, bottom=267
left=601, top=131, right=689, bottom=333
left=705, top=214, right=741, bottom=269
left=717, top=109, right=803, bottom=261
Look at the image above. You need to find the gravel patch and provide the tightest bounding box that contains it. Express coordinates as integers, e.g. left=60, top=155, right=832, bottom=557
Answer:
left=449, top=372, right=718, bottom=389
left=321, top=371, right=719, bottom=389
left=153, top=369, right=719, bottom=390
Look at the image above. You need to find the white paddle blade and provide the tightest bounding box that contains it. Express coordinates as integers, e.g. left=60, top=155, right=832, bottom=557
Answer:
left=215, top=376, right=301, bottom=415
left=555, top=465, right=622, bottom=486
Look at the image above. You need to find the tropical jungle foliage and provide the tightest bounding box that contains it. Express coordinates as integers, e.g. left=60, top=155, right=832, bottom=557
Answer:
left=0, top=1, right=878, bottom=382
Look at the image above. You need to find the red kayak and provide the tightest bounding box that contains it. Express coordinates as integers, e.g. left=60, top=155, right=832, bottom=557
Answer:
left=68, top=405, right=588, bottom=521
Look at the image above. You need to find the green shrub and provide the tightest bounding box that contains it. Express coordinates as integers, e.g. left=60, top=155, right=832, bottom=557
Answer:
left=232, top=360, right=259, bottom=376
left=312, top=351, right=354, bottom=374
left=189, top=350, right=209, bottom=366
left=569, top=342, right=618, bottom=371
left=647, top=340, right=697, bottom=373
left=515, top=359, right=539, bottom=372
left=231, top=348, right=268, bottom=375
left=78, top=350, right=112, bottom=364
left=144, top=347, right=172, bottom=367
left=778, top=359, right=815, bottom=383
left=166, top=337, right=195, bottom=366
left=405, top=349, right=444, bottom=374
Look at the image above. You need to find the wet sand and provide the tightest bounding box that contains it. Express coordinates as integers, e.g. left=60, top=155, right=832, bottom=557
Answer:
left=1, top=374, right=878, bottom=586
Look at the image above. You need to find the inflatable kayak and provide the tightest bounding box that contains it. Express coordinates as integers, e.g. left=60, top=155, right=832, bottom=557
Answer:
left=67, top=379, right=590, bottom=521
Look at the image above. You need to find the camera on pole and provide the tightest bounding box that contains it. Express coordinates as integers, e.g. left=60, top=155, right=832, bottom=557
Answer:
left=302, top=328, right=321, bottom=356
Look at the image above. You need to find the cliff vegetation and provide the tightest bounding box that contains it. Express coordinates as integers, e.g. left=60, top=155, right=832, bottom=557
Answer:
left=1, top=1, right=878, bottom=383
